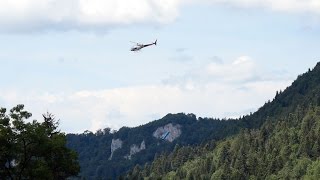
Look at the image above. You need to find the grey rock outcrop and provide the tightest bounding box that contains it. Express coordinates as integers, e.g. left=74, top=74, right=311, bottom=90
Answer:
left=124, top=140, right=146, bottom=160
left=153, top=123, right=181, bottom=142
left=109, top=138, right=123, bottom=160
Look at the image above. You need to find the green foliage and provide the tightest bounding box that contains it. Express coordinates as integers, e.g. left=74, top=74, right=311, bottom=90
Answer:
left=304, top=160, right=320, bottom=180
left=0, top=105, right=80, bottom=179
left=125, top=63, right=320, bottom=179
left=128, top=105, right=320, bottom=179
left=69, top=62, right=320, bottom=179
left=67, top=113, right=241, bottom=179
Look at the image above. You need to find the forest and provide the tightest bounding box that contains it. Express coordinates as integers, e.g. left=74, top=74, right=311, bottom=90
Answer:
left=126, top=105, right=320, bottom=179
left=2, top=62, right=320, bottom=179
left=68, top=62, right=320, bottom=179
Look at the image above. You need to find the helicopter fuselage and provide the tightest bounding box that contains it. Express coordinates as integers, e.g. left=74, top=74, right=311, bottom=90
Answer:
left=130, top=40, right=157, bottom=51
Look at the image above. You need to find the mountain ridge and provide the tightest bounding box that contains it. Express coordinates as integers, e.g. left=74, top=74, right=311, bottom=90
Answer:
left=67, top=62, right=320, bottom=179
left=125, top=62, right=320, bottom=179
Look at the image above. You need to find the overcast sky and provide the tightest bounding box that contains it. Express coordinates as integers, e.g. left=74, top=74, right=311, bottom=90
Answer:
left=0, top=0, right=320, bottom=133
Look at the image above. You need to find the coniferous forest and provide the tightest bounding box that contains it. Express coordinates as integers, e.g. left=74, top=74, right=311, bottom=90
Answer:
left=2, top=62, right=320, bottom=179
left=2, top=1, right=320, bottom=179
left=126, top=105, right=320, bottom=179
left=68, top=62, right=320, bottom=179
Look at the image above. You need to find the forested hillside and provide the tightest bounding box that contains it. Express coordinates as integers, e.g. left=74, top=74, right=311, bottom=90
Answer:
left=128, top=104, right=320, bottom=179
left=125, top=62, right=320, bottom=179
left=68, top=62, right=320, bottom=179
left=67, top=114, right=242, bottom=179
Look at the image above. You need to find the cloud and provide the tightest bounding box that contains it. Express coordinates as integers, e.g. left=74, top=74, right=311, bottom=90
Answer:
left=0, top=0, right=181, bottom=33
left=0, top=77, right=290, bottom=133
left=165, top=55, right=258, bottom=85
left=206, top=55, right=255, bottom=82
left=210, top=56, right=224, bottom=64
left=170, top=47, right=193, bottom=62
left=202, top=0, right=320, bottom=14
left=0, top=55, right=293, bottom=133
left=163, top=55, right=257, bottom=88
left=175, top=48, right=187, bottom=53
left=1, top=0, right=320, bottom=33
left=170, top=55, right=194, bottom=62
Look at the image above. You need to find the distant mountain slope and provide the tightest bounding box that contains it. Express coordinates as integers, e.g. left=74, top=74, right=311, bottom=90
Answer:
left=125, top=62, right=320, bottom=179
left=68, top=62, right=320, bottom=179
left=67, top=113, right=242, bottom=179
left=129, top=100, right=320, bottom=179
left=242, top=62, right=320, bottom=128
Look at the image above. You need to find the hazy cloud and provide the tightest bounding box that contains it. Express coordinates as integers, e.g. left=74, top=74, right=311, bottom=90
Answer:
left=163, top=55, right=291, bottom=89
left=0, top=0, right=181, bottom=33
left=175, top=48, right=187, bottom=53
left=0, top=75, right=290, bottom=133
left=202, top=0, right=320, bottom=14
left=1, top=0, right=320, bottom=33
left=0, top=54, right=295, bottom=133
left=163, top=55, right=256, bottom=87
left=210, top=56, right=224, bottom=64
left=205, top=55, right=255, bottom=82
left=170, top=55, right=194, bottom=62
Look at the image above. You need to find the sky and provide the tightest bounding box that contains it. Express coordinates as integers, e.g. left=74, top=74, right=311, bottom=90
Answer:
left=0, top=0, right=320, bottom=133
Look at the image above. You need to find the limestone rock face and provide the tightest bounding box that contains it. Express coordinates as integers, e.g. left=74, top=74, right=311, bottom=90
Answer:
left=153, top=123, right=181, bottom=142
left=124, top=140, right=146, bottom=160
left=109, top=138, right=123, bottom=160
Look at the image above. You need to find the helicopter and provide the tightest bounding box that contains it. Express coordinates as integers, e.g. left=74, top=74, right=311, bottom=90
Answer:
left=130, top=39, right=157, bottom=51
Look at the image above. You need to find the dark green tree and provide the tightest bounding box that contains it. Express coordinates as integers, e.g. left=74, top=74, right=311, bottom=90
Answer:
left=0, top=104, right=80, bottom=180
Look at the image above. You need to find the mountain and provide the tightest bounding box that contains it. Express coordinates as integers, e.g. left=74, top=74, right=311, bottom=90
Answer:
left=125, top=62, right=320, bottom=179
left=242, top=62, right=320, bottom=128
left=67, top=113, right=243, bottom=179
left=127, top=105, right=320, bottom=179
left=67, top=62, right=320, bottom=179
